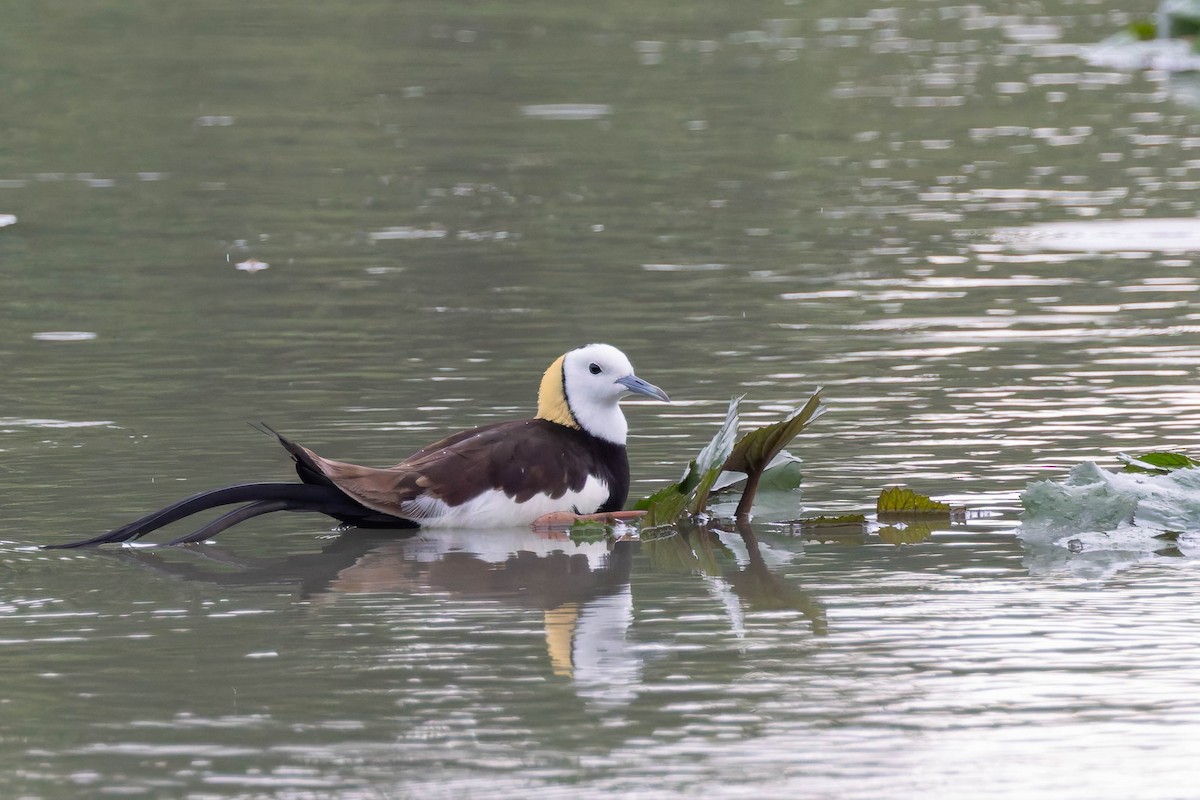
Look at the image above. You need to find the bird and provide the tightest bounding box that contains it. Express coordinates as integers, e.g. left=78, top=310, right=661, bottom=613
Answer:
left=46, top=344, right=669, bottom=548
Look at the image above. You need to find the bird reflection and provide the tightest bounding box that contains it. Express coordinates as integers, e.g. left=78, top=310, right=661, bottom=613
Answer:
left=104, top=520, right=824, bottom=703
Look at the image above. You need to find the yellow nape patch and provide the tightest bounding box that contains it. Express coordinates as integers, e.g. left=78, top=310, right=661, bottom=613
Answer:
left=536, top=354, right=580, bottom=429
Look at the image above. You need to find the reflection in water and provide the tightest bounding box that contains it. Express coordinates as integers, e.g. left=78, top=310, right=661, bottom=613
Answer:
left=108, top=523, right=825, bottom=703
left=642, top=521, right=828, bottom=636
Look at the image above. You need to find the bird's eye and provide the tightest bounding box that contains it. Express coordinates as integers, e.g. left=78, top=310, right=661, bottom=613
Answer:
left=588, top=362, right=602, bottom=375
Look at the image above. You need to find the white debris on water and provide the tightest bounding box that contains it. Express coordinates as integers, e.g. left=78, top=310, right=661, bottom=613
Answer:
left=235, top=258, right=269, bottom=273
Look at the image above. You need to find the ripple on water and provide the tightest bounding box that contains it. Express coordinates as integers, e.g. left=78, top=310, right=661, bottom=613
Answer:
left=31, top=331, right=98, bottom=342
left=992, top=217, right=1200, bottom=252
left=519, top=104, right=612, bottom=120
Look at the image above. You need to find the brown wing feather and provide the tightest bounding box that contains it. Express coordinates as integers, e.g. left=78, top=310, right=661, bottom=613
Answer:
left=281, top=419, right=628, bottom=521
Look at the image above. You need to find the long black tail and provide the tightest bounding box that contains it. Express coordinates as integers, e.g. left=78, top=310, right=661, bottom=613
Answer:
left=44, top=482, right=375, bottom=549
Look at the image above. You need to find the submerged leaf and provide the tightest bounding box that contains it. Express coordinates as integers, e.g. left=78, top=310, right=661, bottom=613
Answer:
left=876, top=486, right=952, bottom=518
left=1118, top=451, right=1200, bottom=475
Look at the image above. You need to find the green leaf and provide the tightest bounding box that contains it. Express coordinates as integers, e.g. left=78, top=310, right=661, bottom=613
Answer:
left=1129, top=19, right=1157, bottom=40
left=796, top=513, right=868, bottom=526
left=712, top=451, right=803, bottom=494
left=723, top=390, right=825, bottom=475
left=722, top=389, right=826, bottom=517
left=633, top=391, right=827, bottom=524
left=876, top=486, right=952, bottom=518
left=688, top=396, right=744, bottom=515
left=568, top=520, right=613, bottom=544
left=780, top=513, right=868, bottom=543
left=634, top=477, right=693, bottom=527
left=790, top=517, right=867, bottom=544
left=634, top=397, right=742, bottom=526
left=1118, top=451, right=1200, bottom=474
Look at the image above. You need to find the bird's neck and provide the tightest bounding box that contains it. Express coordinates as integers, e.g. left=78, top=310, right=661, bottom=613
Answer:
left=535, top=356, right=628, bottom=444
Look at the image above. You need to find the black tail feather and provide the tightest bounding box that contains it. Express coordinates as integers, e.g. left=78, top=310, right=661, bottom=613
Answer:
left=248, top=423, right=332, bottom=486
left=45, top=482, right=370, bottom=549
left=163, top=499, right=292, bottom=545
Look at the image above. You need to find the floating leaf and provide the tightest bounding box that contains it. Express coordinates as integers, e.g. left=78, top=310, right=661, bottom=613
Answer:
left=1118, top=451, right=1199, bottom=475
left=776, top=514, right=868, bottom=543
left=876, top=486, right=952, bottom=518
left=634, top=476, right=693, bottom=528
left=568, top=520, right=612, bottom=544
left=795, top=513, right=868, bottom=527
left=722, top=389, right=825, bottom=517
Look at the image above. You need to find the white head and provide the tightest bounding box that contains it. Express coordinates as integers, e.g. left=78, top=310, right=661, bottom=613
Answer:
left=536, top=343, right=670, bottom=444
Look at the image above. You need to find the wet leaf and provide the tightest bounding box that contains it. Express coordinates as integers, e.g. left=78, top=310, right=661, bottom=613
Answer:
left=1128, top=19, right=1157, bottom=40
left=568, top=520, right=611, bottom=544
left=634, top=390, right=826, bottom=523
left=777, top=514, right=868, bottom=543
left=635, top=396, right=742, bottom=525
left=712, top=451, right=803, bottom=494
left=689, top=396, right=744, bottom=514
left=876, top=486, right=952, bottom=518
left=634, top=477, right=693, bottom=528
left=792, top=513, right=868, bottom=528
left=723, top=390, right=824, bottom=472
left=722, top=389, right=825, bottom=517
left=1118, top=451, right=1199, bottom=474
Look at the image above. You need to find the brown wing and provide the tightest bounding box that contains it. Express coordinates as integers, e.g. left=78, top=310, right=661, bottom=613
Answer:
left=278, top=419, right=628, bottom=522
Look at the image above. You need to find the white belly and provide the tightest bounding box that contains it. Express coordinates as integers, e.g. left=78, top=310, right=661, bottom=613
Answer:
left=406, top=474, right=611, bottom=528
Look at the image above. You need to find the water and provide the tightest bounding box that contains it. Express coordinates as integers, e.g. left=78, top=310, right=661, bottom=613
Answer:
left=4, top=1, right=1200, bottom=797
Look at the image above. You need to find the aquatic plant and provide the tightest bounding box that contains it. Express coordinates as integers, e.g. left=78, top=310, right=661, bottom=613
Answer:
left=635, top=389, right=825, bottom=526
left=625, top=388, right=963, bottom=548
